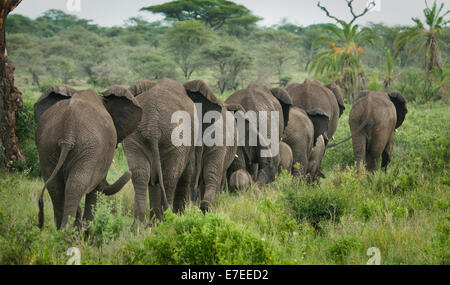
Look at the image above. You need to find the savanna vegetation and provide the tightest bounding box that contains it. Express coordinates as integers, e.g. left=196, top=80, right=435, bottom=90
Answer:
left=0, top=0, right=449, bottom=265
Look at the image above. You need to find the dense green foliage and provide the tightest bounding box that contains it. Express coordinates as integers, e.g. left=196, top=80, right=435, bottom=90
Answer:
left=6, top=8, right=449, bottom=100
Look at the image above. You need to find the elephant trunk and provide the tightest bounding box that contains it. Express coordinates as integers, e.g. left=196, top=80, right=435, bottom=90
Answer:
left=103, top=172, right=132, bottom=196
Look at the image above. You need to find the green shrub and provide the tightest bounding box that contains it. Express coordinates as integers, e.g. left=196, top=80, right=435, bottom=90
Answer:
left=393, top=69, right=444, bottom=103
left=88, top=194, right=125, bottom=248
left=8, top=100, right=40, bottom=177
left=327, top=236, right=361, bottom=264
left=283, top=184, right=347, bottom=230
left=130, top=208, right=275, bottom=265
left=367, top=75, right=382, bottom=91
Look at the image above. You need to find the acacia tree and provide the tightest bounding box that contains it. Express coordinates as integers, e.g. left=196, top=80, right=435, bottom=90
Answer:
left=202, top=40, right=252, bottom=94
left=141, top=0, right=260, bottom=31
left=0, top=0, right=24, bottom=165
left=165, top=20, right=214, bottom=80
left=257, top=29, right=299, bottom=84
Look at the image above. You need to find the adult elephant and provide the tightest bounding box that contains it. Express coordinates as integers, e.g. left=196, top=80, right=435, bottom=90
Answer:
left=283, top=106, right=329, bottom=180
left=225, top=84, right=292, bottom=185
left=34, top=85, right=142, bottom=229
left=349, top=91, right=407, bottom=172
left=183, top=79, right=241, bottom=212
left=123, top=78, right=197, bottom=223
left=286, top=79, right=345, bottom=142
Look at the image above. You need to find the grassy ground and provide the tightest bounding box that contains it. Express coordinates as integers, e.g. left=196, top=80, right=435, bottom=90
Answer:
left=0, top=93, right=448, bottom=264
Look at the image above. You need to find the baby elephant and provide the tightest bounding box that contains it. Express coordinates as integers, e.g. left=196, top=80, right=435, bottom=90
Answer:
left=349, top=91, right=407, bottom=172
left=229, top=169, right=252, bottom=192
left=278, top=141, right=293, bottom=173
left=284, top=106, right=329, bottom=181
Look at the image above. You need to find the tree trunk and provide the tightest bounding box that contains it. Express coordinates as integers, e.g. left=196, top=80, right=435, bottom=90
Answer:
left=0, top=0, right=24, bottom=165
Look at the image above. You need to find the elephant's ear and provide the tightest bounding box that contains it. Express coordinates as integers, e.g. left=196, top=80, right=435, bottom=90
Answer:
left=306, top=109, right=330, bottom=144
left=101, top=86, right=143, bottom=144
left=270, top=87, right=292, bottom=129
left=358, top=90, right=371, bottom=100
left=184, top=80, right=223, bottom=110
left=184, top=80, right=223, bottom=133
left=326, top=82, right=345, bottom=117
left=388, top=92, right=408, bottom=128
left=34, top=86, right=77, bottom=123
left=128, top=80, right=157, bottom=97
left=225, top=103, right=246, bottom=114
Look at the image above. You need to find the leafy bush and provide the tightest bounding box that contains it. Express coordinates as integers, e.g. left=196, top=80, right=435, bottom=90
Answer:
left=128, top=208, right=275, bottom=265
left=88, top=194, right=125, bottom=248
left=327, top=236, right=361, bottom=264
left=282, top=183, right=347, bottom=230
left=393, top=69, right=444, bottom=103
left=367, top=75, right=382, bottom=91
left=8, top=100, right=40, bottom=177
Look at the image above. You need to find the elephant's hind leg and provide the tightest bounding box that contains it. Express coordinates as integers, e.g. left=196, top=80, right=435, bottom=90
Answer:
left=351, top=132, right=367, bottom=172
left=46, top=175, right=65, bottom=229
left=61, top=177, right=90, bottom=229
left=173, top=160, right=194, bottom=215
left=381, top=135, right=394, bottom=173
left=149, top=183, right=162, bottom=221
left=131, top=167, right=150, bottom=224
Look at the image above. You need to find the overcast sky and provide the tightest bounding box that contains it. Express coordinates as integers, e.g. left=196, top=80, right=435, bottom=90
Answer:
left=11, top=0, right=446, bottom=27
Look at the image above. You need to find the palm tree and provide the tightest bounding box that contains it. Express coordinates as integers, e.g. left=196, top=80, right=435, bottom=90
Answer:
left=383, top=48, right=395, bottom=90
left=394, top=0, right=449, bottom=74
left=310, top=20, right=380, bottom=99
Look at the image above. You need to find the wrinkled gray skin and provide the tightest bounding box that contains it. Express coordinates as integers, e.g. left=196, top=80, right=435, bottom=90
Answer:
left=349, top=91, right=407, bottom=172
left=225, top=84, right=292, bottom=185
left=277, top=141, right=293, bottom=173
left=123, top=78, right=197, bottom=223
left=34, top=85, right=142, bottom=229
left=308, top=135, right=326, bottom=180
left=286, top=79, right=345, bottom=141
left=183, top=80, right=240, bottom=212
left=283, top=106, right=329, bottom=181
left=229, top=169, right=252, bottom=192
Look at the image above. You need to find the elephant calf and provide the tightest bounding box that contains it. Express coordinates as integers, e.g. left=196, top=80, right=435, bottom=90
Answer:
left=229, top=169, right=252, bottom=192
left=34, top=85, right=142, bottom=229
left=284, top=106, right=329, bottom=181
left=278, top=141, right=293, bottom=173
left=349, top=91, right=407, bottom=172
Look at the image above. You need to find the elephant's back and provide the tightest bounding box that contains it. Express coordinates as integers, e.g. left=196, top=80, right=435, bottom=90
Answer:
left=226, top=84, right=275, bottom=112
left=349, top=92, right=396, bottom=133
left=287, top=80, right=339, bottom=136
left=226, top=84, right=284, bottom=139
left=37, top=96, right=116, bottom=146
left=285, top=107, right=314, bottom=142
left=135, top=78, right=195, bottom=146
left=284, top=107, right=314, bottom=163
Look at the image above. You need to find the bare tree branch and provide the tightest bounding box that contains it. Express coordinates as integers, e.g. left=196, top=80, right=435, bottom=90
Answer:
left=347, top=0, right=376, bottom=25
left=317, top=0, right=376, bottom=25
left=317, top=1, right=341, bottom=23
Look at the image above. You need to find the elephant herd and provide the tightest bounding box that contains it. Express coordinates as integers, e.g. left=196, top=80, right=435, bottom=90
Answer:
left=33, top=77, right=407, bottom=230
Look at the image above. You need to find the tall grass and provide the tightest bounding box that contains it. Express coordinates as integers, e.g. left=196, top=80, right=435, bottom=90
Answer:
left=0, top=96, right=448, bottom=265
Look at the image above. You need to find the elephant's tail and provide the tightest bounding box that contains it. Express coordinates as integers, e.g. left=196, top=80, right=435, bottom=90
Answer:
left=326, top=116, right=371, bottom=149
left=103, top=172, right=132, bottom=196
left=151, top=141, right=170, bottom=211
left=38, top=142, right=73, bottom=229
left=326, top=135, right=353, bottom=149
